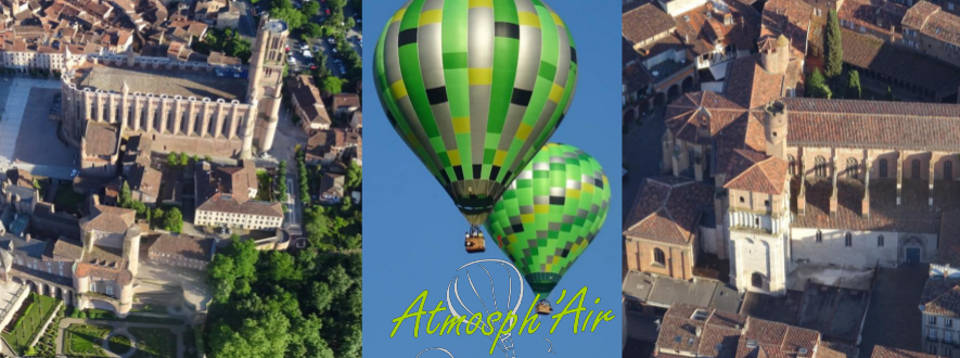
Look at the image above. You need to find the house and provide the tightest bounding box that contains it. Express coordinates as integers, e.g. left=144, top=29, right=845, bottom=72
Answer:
left=318, top=172, right=344, bottom=205
left=193, top=160, right=283, bottom=230
left=288, top=75, right=331, bottom=134
left=146, top=233, right=215, bottom=270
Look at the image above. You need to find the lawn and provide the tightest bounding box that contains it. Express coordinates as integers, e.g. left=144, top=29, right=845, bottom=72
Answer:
left=63, top=323, right=110, bottom=356
left=130, top=327, right=177, bottom=358
left=1, top=293, right=60, bottom=355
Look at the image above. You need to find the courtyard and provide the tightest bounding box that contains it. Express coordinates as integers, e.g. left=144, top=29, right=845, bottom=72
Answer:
left=0, top=76, right=77, bottom=179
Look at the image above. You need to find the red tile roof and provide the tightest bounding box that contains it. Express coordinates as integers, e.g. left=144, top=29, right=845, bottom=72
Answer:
left=624, top=177, right=714, bottom=246
left=724, top=156, right=788, bottom=195
left=622, top=3, right=677, bottom=46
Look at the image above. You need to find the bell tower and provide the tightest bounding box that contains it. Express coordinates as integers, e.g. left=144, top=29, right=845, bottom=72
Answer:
left=244, top=16, right=288, bottom=158
left=764, top=100, right=788, bottom=160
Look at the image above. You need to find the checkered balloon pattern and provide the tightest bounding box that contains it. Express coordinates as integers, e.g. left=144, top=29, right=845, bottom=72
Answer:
left=485, top=143, right=609, bottom=296
left=373, top=0, right=578, bottom=225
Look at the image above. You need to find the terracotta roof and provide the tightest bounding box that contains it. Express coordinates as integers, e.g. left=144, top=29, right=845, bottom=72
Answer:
left=287, top=75, right=330, bottom=126
left=666, top=91, right=747, bottom=144
left=196, top=193, right=283, bottom=218
left=841, top=28, right=960, bottom=94
left=838, top=0, right=905, bottom=36
left=331, top=93, right=360, bottom=113
left=735, top=316, right=820, bottom=358
left=148, top=233, right=214, bottom=262
left=622, top=3, right=676, bottom=46
left=674, top=2, right=761, bottom=56
left=724, top=156, right=788, bottom=195
left=624, top=177, right=714, bottom=246
left=81, top=205, right=136, bottom=233
left=784, top=97, right=960, bottom=151
left=46, top=237, right=83, bottom=260
left=909, top=1, right=960, bottom=45
left=83, top=122, right=119, bottom=157
left=761, top=0, right=814, bottom=55
left=872, top=344, right=944, bottom=358
left=723, top=54, right=802, bottom=109
left=75, top=262, right=133, bottom=285
left=922, top=277, right=960, bottom=317
left=655, top=304, right=745, bottom=358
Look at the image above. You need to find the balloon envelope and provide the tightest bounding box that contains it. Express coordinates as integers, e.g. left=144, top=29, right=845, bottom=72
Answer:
left=484, top=143, right=610, bottom=297
left=373, top=0, right=578, bottom=225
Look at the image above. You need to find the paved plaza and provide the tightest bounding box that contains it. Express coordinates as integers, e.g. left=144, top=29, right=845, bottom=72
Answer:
left=0, top=77, right=77, bottom=179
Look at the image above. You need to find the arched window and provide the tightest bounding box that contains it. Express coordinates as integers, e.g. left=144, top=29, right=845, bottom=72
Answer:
left=846, top=158, right=859, bottom=178
left=751, top=272, right=764, bottom=288
left=845, top=232, right=853, bottom=247
left=787, top=155, right=797, bottom=176
left=815, top=156, right=828, bottom=178
left=878, top=235, right=885, bottom=247
left=879, top=159, right=889, bottom=178
left=946, top=161, right=954, bottom=181
left=653, top=248, right=666, bottom=266
left=816, top=230, right=823, bottom=243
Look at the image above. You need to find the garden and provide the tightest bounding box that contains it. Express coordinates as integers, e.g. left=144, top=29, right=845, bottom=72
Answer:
left=1, top=292, right=60, bottom=355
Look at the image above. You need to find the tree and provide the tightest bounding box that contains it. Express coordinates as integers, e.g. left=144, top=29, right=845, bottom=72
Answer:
left=209, top=255, right=237, bottom=303
left=320, top=76, right=343, bottom=95
left=270, top=7, right=307, bottom=30
left=164, top=207, right=183, bottom=233
left=345, top=17, right=355, bottom=29
left=345, top=162, right=361, bottom=192
left=180, top=152, right=190, bottom=167
left=167, top=152, right=180, bottom=167
left=845, top=69, right=861, bottom=99
left=260, top=251, right=301, bottom=283
left=119, top=180, right=132, bottom=206
left=824, top=9, right=843, bottom=79
left=806, top=68, right=832, bottom=99
left=152, top=207, right=165, bottom=227
left=302, top=23, right=323, bottom=41
left=302, top=1, right=320, bottom=16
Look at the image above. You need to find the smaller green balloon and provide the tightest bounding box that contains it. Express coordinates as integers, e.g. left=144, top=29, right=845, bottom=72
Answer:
left=484, top=143, right=610, bottom=297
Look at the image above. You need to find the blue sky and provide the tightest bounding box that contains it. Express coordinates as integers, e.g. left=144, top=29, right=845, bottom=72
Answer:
left=362, top=0, right=623, bottom=356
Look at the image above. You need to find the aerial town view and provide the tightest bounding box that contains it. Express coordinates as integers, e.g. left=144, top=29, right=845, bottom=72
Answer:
left=0, top=0, right=361, bottom=355
left=622, top=0, right=960, bottom=357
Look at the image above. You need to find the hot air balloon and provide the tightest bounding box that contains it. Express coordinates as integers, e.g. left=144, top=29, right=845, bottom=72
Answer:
left=373, top=0, right=578, bottom=253
left=484, top=143, right=610, bottom=314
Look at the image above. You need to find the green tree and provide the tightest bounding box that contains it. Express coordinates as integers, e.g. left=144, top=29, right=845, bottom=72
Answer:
left=345, top=17, right=355, bottom=29
left=824, top=9, right=843, bottom=79
left=302, top=23, right=323, bottom=41
left=180, top=152, right=190, bottom=167
left=164, top=207, right=183, bottom=233
left=806, top=68, right=832, bottom=99
left=209, top=255, right=236, bottom=303
left=320, top=76, right=343, bottom=95
left=846, top=69, right=862, bottom=99
left=119, top=180, right=132, bottom=206
left=302, top=1, right=320, bottom=16
left=270, top=7, right=307, bottom=30
left=152, top=207, right=165, bottom=227
left=345, top=162, right=361, bottom=192
left=167, top=152, right=180, bottom=167
left=260, top=251, right=301, bottom=283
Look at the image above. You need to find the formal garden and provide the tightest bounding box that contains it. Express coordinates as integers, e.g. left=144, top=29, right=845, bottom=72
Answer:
left=63, top=322, right=179, bottom=358
left=63, top=323, right=110, bottom=356
left=1, top=292, right=60, bottom=355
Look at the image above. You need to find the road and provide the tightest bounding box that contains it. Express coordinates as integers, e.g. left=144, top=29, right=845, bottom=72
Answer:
left=622, top=107, right=667, bottom=220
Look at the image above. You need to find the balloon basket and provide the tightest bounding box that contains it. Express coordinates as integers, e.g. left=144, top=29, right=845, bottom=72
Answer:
left=536, top=300, right=552, bottom=315
left=465, top=232, right=485, bottom=253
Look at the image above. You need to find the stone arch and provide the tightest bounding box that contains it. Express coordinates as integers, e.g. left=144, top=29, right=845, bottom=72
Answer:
left=846, top=158, right=859, bottom=178
left=814, top=156, right=828, bottom=178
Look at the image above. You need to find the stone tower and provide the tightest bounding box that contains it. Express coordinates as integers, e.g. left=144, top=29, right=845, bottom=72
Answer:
left=763, top=100, right=788, bottom=160
left=122, top=227, right=141, bottom=276
left=245, top=16, right=288, bottom=158
left=759, top=35, right=790, bottom=74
